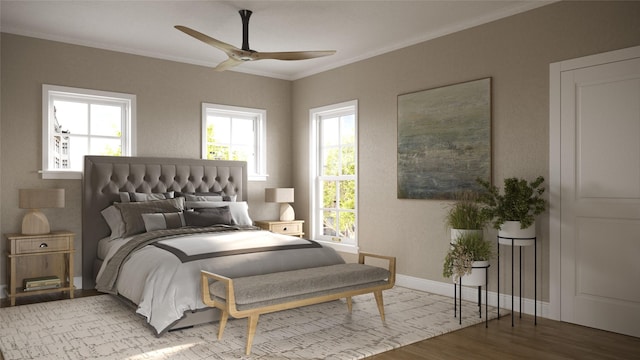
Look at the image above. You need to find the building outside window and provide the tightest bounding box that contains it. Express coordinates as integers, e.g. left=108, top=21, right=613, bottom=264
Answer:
left=42, top=85, right=136, bottom=179
left=310, top=100, right=358, bottom=253
left=201, top=103, right=266, bottom=181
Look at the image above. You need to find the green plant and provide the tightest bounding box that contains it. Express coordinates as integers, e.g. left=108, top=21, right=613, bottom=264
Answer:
left=445, top=191, right=487, bottom=230
left=476, top=176, right=547, bottom=230
left=442, top=232, right=494, bottom=278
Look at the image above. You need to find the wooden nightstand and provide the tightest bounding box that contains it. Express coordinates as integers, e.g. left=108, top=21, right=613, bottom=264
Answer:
left=5, top=231, right=75, bottom=306
left=254, top=220, right=305, bottom=237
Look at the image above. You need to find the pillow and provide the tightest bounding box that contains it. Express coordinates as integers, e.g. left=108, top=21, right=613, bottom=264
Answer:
left=184, top=207, right=233, bottom=227
left=115, top=197, right=185, bottom=236
left=119, top=191, right=175, bottom=203
left=188, top=201, right=252, bottom=226
left=182, top=193, right=237, bottom=202
left=101, top=205, right=126, bottom=239
left=183, top=194, right=224, bottom=202
left=142, top=212, right=185, bottom=231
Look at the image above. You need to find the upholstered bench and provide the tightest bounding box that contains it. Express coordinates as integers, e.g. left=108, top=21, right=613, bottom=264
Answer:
left=200, top=252, right=396, bottom=355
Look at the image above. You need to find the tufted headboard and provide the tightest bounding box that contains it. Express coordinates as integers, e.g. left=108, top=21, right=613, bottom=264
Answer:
left=82, top=155, right=247, bottom=289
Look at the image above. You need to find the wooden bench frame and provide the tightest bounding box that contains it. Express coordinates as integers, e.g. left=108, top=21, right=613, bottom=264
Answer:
left=200, top=252, right=396, bottom=355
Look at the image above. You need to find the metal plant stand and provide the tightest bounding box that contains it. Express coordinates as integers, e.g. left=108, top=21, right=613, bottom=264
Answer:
left=453, top=263, right=490, bottom=328
left=497, top=235, right=537, bottom=326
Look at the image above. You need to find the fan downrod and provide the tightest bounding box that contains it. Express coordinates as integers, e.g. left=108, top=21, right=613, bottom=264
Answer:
left=239, top=9, right=253, bottom=52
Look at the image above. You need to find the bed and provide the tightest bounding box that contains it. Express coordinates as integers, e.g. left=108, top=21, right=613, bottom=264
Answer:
left=82, top=155, right=345, bottom=335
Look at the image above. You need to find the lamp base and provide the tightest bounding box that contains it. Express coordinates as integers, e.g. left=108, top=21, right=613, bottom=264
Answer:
left=279, top=203, right=295, bottom=221
left=22, top=210, right=51, bottom=235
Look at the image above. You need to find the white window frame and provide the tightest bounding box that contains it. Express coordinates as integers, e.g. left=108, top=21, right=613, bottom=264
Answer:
left=201, top=103, right=267, bottom=181
left=309, top=100, right=358, bottom=254
left=42, top=84, right=136, bottom=179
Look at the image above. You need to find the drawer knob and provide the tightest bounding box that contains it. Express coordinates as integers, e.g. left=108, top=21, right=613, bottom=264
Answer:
left=283, top=227, right=287, bottom=231
left=39, top=243, right=48, bottom=248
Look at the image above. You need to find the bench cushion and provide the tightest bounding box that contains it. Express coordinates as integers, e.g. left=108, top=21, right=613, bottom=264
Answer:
left=210, top=263, right=390, bottom=309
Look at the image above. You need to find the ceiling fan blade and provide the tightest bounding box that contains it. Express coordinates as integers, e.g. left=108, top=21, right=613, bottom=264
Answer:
left=175, top=25, right=238, bottom=54
left=252, top=50, right=337, bottom=61
left=213, top=57, right=244, bottom=71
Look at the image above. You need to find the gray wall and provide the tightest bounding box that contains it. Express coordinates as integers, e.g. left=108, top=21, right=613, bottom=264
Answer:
left=1, top=1, right=640, bottom=305
left=291, top=1, right=640, bottom=301
left=0, top=34, right=293, bottom=283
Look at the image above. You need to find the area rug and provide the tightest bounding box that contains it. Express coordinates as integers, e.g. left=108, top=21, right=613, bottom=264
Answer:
left=0, top=287, right=497, bottom=359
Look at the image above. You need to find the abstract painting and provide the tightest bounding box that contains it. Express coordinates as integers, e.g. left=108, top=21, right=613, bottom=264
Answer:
left=397, top=78, right=491, bottom=200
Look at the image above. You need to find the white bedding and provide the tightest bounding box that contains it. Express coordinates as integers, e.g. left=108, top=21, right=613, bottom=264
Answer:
left=96, top=228, right=345, bottom=335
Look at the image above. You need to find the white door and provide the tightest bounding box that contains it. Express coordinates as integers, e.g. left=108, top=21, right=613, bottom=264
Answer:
left=556, top=47, right=640, bottom=337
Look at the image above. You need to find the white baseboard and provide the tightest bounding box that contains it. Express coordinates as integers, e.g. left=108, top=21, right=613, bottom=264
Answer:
left=396, top=273, right=550, bottom=318
left=3, top=273, right=549, bottom=318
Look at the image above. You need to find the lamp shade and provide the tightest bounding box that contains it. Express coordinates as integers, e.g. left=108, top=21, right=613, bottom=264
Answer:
left=19, top=189, right=65, bottom=235
left=265, top=188, right=294, bottom=203
left=19, top=188, right=65, bottom=209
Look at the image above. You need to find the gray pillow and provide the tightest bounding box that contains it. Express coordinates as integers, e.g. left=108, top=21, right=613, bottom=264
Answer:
left=101, top=205, right=126, bottom=239
left=185, top=207, right=233, bottom=226
left=142, top=212, right=186, bottom=231
left=115, top=197, right=185, bottom=236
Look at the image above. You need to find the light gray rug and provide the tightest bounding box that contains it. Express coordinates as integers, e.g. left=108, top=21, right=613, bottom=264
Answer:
left=0, top=287, right=497, bottom=359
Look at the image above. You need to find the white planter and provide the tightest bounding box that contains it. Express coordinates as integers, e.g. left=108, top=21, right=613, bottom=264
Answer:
left=454, top=260, right=489, bottom=286
left=450, top=229, right=483, bottom=244
left=498, top=221, right=536, bottom=246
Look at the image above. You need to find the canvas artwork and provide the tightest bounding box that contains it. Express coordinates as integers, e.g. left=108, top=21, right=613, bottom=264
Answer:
left=397, top=78, right=491, bottom=200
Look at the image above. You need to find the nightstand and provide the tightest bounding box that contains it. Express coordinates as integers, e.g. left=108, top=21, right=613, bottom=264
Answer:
left=254, top=220, right=305, bottom=237
left=5, top=231, right=75, bottom=306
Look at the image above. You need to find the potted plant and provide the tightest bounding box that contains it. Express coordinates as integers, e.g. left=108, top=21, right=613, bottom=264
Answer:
left=476, top=176, right=547, bottom=243
left=442, top=231, right=493, bottom=285
left=445, top=191, right=487, bottom=242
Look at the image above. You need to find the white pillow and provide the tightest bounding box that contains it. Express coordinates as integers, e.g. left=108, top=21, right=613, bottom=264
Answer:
left=186, top=201, right=252, bottom=226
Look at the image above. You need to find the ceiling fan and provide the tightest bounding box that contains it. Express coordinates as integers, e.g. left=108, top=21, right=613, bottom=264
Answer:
left=175, top=9, right=336, bottom=71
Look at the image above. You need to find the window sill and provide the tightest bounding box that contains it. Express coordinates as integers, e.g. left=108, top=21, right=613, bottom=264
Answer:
left=314, top=240, right=359, bottom=254
left=41, top=170, right=82, bottom=180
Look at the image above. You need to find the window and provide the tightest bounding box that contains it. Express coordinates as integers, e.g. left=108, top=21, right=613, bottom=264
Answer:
left=42, top=85, right=136, bottom=179
left=310, top=100, right=358, bottom=253
left=202, top=103, right=266, bottom=180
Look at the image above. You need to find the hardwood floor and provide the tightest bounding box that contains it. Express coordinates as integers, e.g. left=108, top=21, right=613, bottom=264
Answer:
left=2, top=290, right=639, bottom=359
left=369, top=314, right=640, bottom=360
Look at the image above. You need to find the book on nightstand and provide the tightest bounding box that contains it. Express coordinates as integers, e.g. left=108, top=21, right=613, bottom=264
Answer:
left=23, top=276, right=61, bottom=291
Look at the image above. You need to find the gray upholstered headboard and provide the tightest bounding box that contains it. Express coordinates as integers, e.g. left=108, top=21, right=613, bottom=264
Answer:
left=82, top=155, right=247, bottom=289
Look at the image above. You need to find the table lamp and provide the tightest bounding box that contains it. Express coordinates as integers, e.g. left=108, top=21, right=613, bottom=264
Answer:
left=19, top=188, right=65, bottom=235
left=265, top=188, right=295, bottom=221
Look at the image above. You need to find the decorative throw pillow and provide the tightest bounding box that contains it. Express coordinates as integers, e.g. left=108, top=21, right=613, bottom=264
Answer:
left=115, top=197, right=185, bottom=236
left=191, top=201, right=252, bottom=226
left=119, top=191, right=175, bottom=203
left=142, top=212, right=185, bottom=231
left=184, top=207, right=233, bottom=227
left=182, top=193, right=237, bottom=202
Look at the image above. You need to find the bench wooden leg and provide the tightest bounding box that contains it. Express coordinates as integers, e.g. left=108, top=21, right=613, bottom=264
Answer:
left=245, top=314, right=260, bottom=355
left=374, top=290, right=385, bottom=321
left=346, top=296, right=353, bottom=312
left=218, top=310, right=229, bottom=339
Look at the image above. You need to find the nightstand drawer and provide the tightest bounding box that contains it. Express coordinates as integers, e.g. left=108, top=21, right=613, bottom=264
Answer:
left=14, top=236, right=71, bottom=254
left=271, top=223, right=302, bottom=235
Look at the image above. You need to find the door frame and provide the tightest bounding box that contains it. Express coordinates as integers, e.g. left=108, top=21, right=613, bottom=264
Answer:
left=549, top=45, right=640, bottom=321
